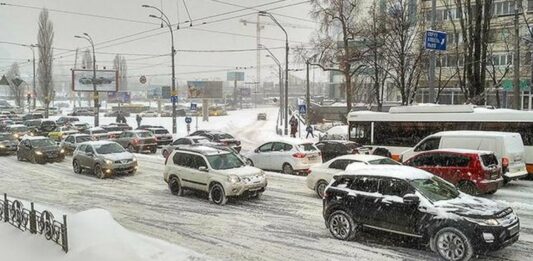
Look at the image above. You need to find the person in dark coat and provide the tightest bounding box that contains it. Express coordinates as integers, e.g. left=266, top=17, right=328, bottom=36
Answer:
left=136, top=114, right=142, bottom=128
left=306, top=125, right=314, bottom=138
left=289, top=116, right=298, bottom=138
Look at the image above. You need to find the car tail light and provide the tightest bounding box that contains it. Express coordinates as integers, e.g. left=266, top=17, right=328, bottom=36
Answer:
left=304, top=169, right=311, bottom=175
left=133, top=138, right=139, bottom=144
left=292, top=152, right=306, bottom=158
left=502, top=157, right=509, bottom=173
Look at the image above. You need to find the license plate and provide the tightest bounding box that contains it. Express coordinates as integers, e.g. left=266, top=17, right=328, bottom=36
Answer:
left=508, top=225, right=519, bottom=236
left=308, top=155, right=317, bottom=160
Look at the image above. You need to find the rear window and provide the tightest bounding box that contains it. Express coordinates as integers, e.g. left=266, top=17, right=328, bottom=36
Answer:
left=137, top=132, right=153, bottom=138
left=154, top=129, right=169, bottom=134
left=504, top=135, right=525, bottom=154
left=298, top=143, right=317, bottom=151
left=481, top=154, right=498, bottom=167
left=92, top=129, right=107, bottom=134
left=368, top=158, right=401, bottom=165
left=215, top=133, right=233, bottom=140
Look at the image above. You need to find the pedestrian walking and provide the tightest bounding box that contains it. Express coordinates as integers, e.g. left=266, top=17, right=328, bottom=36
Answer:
left=290, top=116, right=298, bottom=138
left=136, top=114, right=142, bottom=128
left=306, top=125, right=314, bottom=138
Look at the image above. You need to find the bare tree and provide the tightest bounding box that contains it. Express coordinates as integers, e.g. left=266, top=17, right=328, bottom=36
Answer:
left=309, top=0, right=365, bottom=113
left=485, top=27, right=513, bottom=108
left=37, top=8, right=54, bottom=118
left=113, top=54, right=128, bottom=90
left=5, top=63, right=25, bottom=108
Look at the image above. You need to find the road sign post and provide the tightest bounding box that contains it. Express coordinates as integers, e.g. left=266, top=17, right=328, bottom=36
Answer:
left=424, top=30, right=447, bottom=51
left=298, top=104, right=307, bottom=114
left=170, top=95, right=178, bottom=103
left=185, top=116, right=192, bottom=134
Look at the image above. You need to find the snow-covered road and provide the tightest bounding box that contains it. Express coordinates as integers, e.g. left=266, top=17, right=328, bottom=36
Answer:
left=1, top=108, right=533, bottom=260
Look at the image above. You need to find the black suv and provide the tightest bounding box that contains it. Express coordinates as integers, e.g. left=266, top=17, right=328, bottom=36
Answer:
left=17, top=137, right=65, bottom=164
left=323, top=165, right=519, bottom=261
left=315, top=140, right=364, bottom=162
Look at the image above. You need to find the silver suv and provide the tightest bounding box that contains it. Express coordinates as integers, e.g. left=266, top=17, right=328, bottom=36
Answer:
left=72, top=140, right=138, bottom=179
left=163, top=145, right=267, bottom=205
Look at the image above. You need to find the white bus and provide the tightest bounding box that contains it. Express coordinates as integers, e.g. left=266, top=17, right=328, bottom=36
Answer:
left=347, top=105, right=533, bottom=174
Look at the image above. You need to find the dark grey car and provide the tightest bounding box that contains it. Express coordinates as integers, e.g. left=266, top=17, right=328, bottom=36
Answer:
left=113, top=130, right=157, bottom=154
left=72, top=141, right=138, bottom=179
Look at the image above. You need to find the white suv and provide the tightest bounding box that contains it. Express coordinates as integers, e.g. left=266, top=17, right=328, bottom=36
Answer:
left=163, top=145, right=267, bottom=205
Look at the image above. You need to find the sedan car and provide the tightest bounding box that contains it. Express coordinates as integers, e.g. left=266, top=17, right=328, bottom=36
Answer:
left=315, top=140, right=366, bottom=162
left=6, top=124, right=32, bottom=140
left=61, top=133, right=93, bottom=155
left=55, top=116, right=79, bottom=126
left=246, top=139, right=322, bottom=175
left=146, top=127, right=173, bottom=146
left=189, top=130, right=242, bottom=152
left=0, top=132, right=18, bottom=155
left=82, top=127, right=109, bottom=140
left=71, top=122, right=91, bottom=132
left=113, top=130, right=157, bottom=153
left=48, top=126, right=79, bottom=142
left=72, top=140, right=138, bottom=179
left=17, top=136, right=65, bottom=164
left=306, top=154, right=400, bottom=198
left=139, top=110, right=159, bottom=117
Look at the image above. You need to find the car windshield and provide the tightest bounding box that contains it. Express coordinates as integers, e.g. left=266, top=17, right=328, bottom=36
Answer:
left=409, top=176, right=460, bottom=202
left=137, top=132, right=153, bottom=138
left=0, top=133, right=17, bottom=141
left=94, top=143, right=125, bottom=154
left=92, top=129, right=107, bottom=134
left=206, top=153, right=245, bottom=170
left=298, top=143, right=317, bottom=151
left=368, top=158, right=401, bottom=165
left=30, top=139, right=56, bottom=148
left=154, top=129, right=169, bottom=134
left=214, top=133, right=233, bottom=140
left=9, top=126, right=28, bottom=132
left=193, top=138, right=210, bottom=144
left=76, top=136, right=92, bottom=143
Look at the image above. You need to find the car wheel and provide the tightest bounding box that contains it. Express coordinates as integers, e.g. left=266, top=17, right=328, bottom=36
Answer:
left=128, top=170, right=136, bottom=175
left=94, top=164, right=106, bottom=179
left=457, top=181, right=478, bottom=195
left=282, top=163, right=293, bottom=175
left=168, top=176, right=183, bottom=196
left=127, top=144, right=136, bottom=153
left=328, top=210, right=357, bottom=241
left=209, top=183, right=228, bottom=205
left=150, top=147, right=157, bottom=154
left=16, top=151, right=23, bottom=161
left=252, top=192, right=263, bottom=199
left=433, top=227, right=473, bottom=261
left=73, top=160, right=82, bottom=174
left=162, top=150, right=169, bottom=158
left=30, top=154, right=37, bottom=164
left=316, top=180, right=329, bottom=198
left=246, top=159, right=254, bottom=166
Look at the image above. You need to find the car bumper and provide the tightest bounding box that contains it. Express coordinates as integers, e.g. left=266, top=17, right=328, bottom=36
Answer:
left=156, top=139, right=173, bottom=146
left=135, top=144, right=157, bottom=151
left=504, top=170, right=528, bottom=180
left=36, top=153, right=65, bottom=162
left=472, top=222, right=520, bottom=253
left=477, top=178, right=504, bottom=193
left=225, top=179, right=268, bottom=197
left=293, top=161, right=322, bottom=172
left=103, top=162, right=138, bottom=175
left=0, top=147, right=17, bottom=154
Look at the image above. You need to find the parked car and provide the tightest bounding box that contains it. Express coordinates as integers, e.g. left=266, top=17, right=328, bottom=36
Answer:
left=103, top=111, right=131, bottom=117
left=71, top=122, right=91, bottom=132
left=146, top=127, right=173, bottom=146
left=72, top=140, right=138, bottom=179
left=33, top=120, right=58, bottom=137
left=246, top=139, right=322, bottom=174
left=0, top=132, right=18, bottom=155
left=68, top=109, right=94, bottom=116
left=21, top=113, right=43, bottom=121
left=161, top=136, right=211, bottom=158
left=82, top=127, right=109, bottom=140
left=61, top=133, right=93, bottom=155
left=23, top=119, right=42, bottom=129
left=257, top=113, right=267, bottom=121
left=404, top=149, right=503, bottom=195
left=100, top=125, right=123, bottom=139
left=160, top=109, right=186, bottom=117
left=323, top=165, right=519, bottom=261
left=306, top=154, right=400, bottom=198
left=139, top=110, right=159, bottom=117
left=34, top=107, right=59, bottom=116
left=189, top=130, right=241, bottom=152
left=108, top=122, right=132, bottom=131
left=113, top=130, right=157, bottom=153
left=401, top=131, right=528, bottom=183
left=163, top=145, right=267, bottom=205
left=6, top=124, right=31, bottom=140
left=136, top=125, right=165, bottom=131
left=16, top=136, right=65, bottom=164
left=48, top=126, right=79, bottom=142
left=56, top=116, right=79, bottom=126
left=315, top=140, right=366, bottom=162
left=0, top=119, right=13, bottom=131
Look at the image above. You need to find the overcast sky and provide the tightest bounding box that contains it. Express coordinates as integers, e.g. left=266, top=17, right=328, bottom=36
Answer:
left=0, top=0, right=324, bottom=87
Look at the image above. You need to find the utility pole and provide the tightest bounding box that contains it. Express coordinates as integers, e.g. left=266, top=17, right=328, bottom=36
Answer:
left=428, top=0, right=436, bottom=103
left=75, top=33, right=99, bottom=126
left=306, top=60, right=310, bottom=125
left=30, top=45, right=36, bottom=110
left=256, top=13, right=261, bottom=95
left=513, top=1, right=521, bottom=110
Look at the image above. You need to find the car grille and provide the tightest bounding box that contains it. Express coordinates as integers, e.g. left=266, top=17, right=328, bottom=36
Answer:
left=47, top=151, right=59, bottom=158
left=498, top=211, right=519, bottom=227
left=114, top=159, right=132, bottom=164
left=242, top=175, right=262, bottom=184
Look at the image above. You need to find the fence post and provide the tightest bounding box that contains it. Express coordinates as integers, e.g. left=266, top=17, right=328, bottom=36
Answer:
left=30, top=202, right=36, bottom=234
left=62, top=215, right=68, bottom=253
left=3, top=193, right=8, bottom=223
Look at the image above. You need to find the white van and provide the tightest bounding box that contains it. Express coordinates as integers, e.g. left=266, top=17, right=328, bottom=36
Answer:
left=401, top=131, right=528, bottom=181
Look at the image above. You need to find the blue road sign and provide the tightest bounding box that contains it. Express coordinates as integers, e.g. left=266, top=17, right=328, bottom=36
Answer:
left=170, top=95, right=178, bottom=103
left=190, top=103, right=197, bottom=112
left=425, top=30, right=447, bottom=51
left=298, top=104, right=307, bottom=114
left=185, top=116, right=192, bottom=124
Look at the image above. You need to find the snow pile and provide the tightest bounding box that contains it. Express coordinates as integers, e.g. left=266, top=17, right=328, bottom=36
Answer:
left=0, top=208, right=207, bottom=261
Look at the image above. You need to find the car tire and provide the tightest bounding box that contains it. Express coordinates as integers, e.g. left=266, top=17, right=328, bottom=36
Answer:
left=150, top=147, right=157, bottom=154
left=162, top=149, right=169, bottom=158
left=168, top=176, right=183, bottom=196
left=328, top=210, right=357, bottom=241
left=73, top=160, right=82, bottom=174
left=316, top=180, right=329, bottom=198
left=457, top=181, right=478, bottom=195
left=246, top=159, right=254, bottom=166
left=128, top=170, right=136, bottom=175
left=432, top=227, right=473, bottom=261
left=209, top=183, right=228, bottom=205
left=282, top=163, right=293, bottom=175
left=94, top=164, right=106, bottom=179
left=30, top=154, right=37, bottom=164
left=16, top=151, right=23, bottom=161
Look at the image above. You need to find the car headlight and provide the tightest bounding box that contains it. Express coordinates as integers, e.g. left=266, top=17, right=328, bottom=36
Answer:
left=105, top=159, right=113, bottom=165
left=35, top=151, right=43, bottom=155
left=132, top=157, right=137, bottom=162
left=0, top=145, right=4, bottom=148
left=228, top=175, right=241, bottom=183
left=60, top=149, right=65, bottom=154
left=14, top=134, right=19, bottom=138
left=465, top=217, right=500, bottom=226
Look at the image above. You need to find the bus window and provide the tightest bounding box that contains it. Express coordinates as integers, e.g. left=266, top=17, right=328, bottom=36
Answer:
left=349, top=123, right=370, bottom=144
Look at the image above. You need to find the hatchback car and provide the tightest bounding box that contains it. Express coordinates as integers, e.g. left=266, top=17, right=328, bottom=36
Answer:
left=189, top=130, right=242, bottom=152
left=323, top=165, right=519, bottom=261
left=72, top=140, right=138, bottom=179
left=113, top=130, right=157, bottom=153
left=60, top=133, right=93, bottom=155
left=0, top=132, right=18, bottom=155
left=17, top=136, right=65, bottom=164
left=246, top=139, right=322, bottom=174
left=82, top=127, right=109, bottom=141
left=315, top=140, right=365, bottom=162
left=161, top=135, right=211, bottom=158
left=306, top=154, right=400, bottom=198
left=404, top=149, right=503, bottom=195
left=163, top=145, right=267, bottom=205
left=146, top=127, right=173, bottom=146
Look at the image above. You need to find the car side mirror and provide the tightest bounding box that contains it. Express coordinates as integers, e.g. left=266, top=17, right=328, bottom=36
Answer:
left=254, top=148, right=260, bottom=153
left=403, top=194, right=420, bottom=205
left=198, top=166, right=208, bottom=172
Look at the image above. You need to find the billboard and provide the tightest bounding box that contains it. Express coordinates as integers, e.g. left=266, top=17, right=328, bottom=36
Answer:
left=72, top=69, right=118, bottom=92
left=107, top=91, right=131, bottom=103
left=161, top=86, right=171, bottom=99
left=227, top=71, right=244, bottom=81
left=187, top=81, right=223, bottom=99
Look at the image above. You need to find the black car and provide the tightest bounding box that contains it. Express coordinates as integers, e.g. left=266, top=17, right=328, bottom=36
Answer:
left=136, top=125, right=165, bottom=130
left=315, top=140, right=364, bottom=162
left=56, top=116, right=79, bottom=126
left=33, top=120, right=57, bottom=136
left=189, top=130, right=241, bottom=152
left=323, top=165, right=519, bottom=261
left=23, top=119, right=42, bottom=129
left=17, top=137, right=65, bottom=164
left=0, top=132, right=18, bottom=155
left=22, top=113, right=44, bottom=121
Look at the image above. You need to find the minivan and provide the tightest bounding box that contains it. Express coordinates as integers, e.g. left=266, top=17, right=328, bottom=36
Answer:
left=401, top=131, right=528, bottom=182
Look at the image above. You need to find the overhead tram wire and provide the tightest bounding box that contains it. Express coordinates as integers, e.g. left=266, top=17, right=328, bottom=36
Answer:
left=209, top=0, right=316, bottom=24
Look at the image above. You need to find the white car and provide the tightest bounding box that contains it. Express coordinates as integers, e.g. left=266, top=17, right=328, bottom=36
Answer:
left=246, top=139, right=322, bottom=174
left=140, top=110, right=159, bottom=117
left=306, top=154, right=400, bottom=198
left=163, top=145, right=267, bottom=205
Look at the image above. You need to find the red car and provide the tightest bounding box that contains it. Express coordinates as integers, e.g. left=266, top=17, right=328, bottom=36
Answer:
left=404, top=149, right=503, bottom=195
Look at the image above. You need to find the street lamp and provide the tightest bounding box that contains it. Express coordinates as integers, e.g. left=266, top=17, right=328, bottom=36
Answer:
left=74, top=33, right=99, bottom=127
left=143, top=4, right=177, bottom=134
left=18, top=44, right=38, bottom=111
left=263, top=54, right=283, bottom=127
left=306, top=54, right=319, bottom=125
left=259, top=11, right=289, bottom=135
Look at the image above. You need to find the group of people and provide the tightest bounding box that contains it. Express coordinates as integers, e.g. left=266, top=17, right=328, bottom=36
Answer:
left=115, top=111, right=143, bottom=128
left=289, top=115, right=315, bottom=139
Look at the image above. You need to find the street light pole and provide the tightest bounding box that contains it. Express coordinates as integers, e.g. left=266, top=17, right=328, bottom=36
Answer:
left=260, top=11, right=289, bottom=135
left=261, top=44, right=283, bottom=127
left=75, top=33, right=99, bottom=127
left=143, top=4, right=177, bottom=134
left=29, top=45, right=36, bottom=110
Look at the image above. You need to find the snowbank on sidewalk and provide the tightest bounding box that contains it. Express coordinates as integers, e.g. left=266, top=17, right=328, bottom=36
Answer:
left=0, top=208, right=207, bottom=261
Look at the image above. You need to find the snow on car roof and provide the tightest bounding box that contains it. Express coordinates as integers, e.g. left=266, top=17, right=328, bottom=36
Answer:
left=424, top=148, right=494, bottom=155
left=186, top=135, right=209, bottom=139
left=83, top=140, right=117, bottom=146
left=270, top=137, right=315, bottom=145
left=7, top=124, right=26, bottom=128
left=21, top=136, right=48, bottom=140
left=88, top=127, right=105, bottom=131
left=432, top=130, right=520, bottom=137
left=334, top=154, right=392, bottom=162
left=325, top=125, right=348, bottom=135
left=339, top=165, right=433, bottom=180
left=176, top=145, right=231, bottom=155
